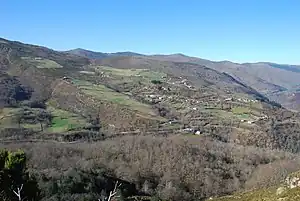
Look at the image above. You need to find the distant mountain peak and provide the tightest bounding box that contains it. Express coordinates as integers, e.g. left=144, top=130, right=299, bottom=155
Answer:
left=108, top=51, right=144, bottom=57
left=71, top=48, right=86, bottom=51
left=170, top=53, right=187, bottom=57
left=66, top=49, right=144, bottom=59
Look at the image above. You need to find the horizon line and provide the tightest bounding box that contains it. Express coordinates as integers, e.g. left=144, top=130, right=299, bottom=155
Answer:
left=1, top=36, right=299, bottom=66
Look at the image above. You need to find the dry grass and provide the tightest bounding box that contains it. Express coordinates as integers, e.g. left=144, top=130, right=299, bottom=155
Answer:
left=0, top=107, right=22, bottom=127
left=209, top=186, right=300, bottom=201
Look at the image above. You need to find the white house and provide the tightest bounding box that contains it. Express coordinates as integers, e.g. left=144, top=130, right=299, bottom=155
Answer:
left=195, top=131, right=201, bottom=135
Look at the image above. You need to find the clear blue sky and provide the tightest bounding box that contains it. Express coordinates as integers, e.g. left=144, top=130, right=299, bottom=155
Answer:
left=1, top=0, right=299, bottom=64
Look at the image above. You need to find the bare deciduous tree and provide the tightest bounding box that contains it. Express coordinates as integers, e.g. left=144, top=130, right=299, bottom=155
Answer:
left=98, top=181, right=121, bottom=201
left=13, top=184, right=23, bottom=201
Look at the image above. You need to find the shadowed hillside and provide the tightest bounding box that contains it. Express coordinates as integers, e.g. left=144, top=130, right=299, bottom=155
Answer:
left=0, top=71, right=32, bottom=107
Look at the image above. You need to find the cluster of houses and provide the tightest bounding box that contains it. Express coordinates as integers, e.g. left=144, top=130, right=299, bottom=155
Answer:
left=167, top=77, right=195, bottom=89
left=182, top=127, right=202, bottom=135
left=240, top=115, right=268, bottom=124
left=224, top=97, right=258, bottom=103
left=147, top=94, right=164, bottom=101
left=62, top=76, right=72, bottom=82
left=180, top=79, right=194, bottom=89
left=237, top=98, right=258, bottom=103
left=240, top=119, right=254, bottom=124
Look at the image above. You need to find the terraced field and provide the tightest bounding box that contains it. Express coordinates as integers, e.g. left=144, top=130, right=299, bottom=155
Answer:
left=0, top=107, right=21, bottom=127
left=73, top=79, right=159, bottom=118
left=0, top=105, right=87, bottom=133
left=93, top=65, right=166, bottom=79
left=21, top=57, right=63, bottom=68
left=46, top=105, right=87, bottom=132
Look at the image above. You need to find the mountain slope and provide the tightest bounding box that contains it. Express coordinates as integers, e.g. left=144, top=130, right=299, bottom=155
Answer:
left=1, top=38, right=285, bottom=135
left=66, top=48, right=143, bottom=59
left=150, top=54, right=300, bottom=110
left=67, top=48, right=300, bottom=103
left=66, top=49, right=300, bottom=110
left=0, top=38, right=167, bottom=132
left=6, top=38, right=300, bottom=154
left=93, top=55, right=272, bottom=102
left=210, top=169, right=300, bottom=201
left=65, top=48, right=108, bottom=59
left=3, top=38, right=300, bottom=201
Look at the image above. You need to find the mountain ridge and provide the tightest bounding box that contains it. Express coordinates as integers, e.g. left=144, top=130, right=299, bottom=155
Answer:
left=66, top=47, right=300, bottom=66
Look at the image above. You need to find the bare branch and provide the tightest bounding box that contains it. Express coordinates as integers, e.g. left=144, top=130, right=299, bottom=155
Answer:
left=97, top=181, right=122, bottom=201
left=12, top=184, right=23, bottom=201
left=104, top=181, right=122, bottom=201
left=114, top=181, right=118, bottom=191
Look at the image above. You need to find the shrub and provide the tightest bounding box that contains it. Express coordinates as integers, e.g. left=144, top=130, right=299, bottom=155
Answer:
left=151, top=80, right=162, bottom=85
left=0, top=149, right=40, bottom=201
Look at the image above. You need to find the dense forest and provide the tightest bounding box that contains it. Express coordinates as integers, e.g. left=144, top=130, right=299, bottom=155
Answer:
left=2, top=38, right=300, bottom=201
left=2, top=135, right=300, bottom=201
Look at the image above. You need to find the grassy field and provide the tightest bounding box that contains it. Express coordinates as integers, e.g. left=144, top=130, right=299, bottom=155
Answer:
left=74, top=66, right=170, bottom=119
left=46, top=105, right=87, bottom=132
left=0, top=105, right=87, bottom=132
left=231, top=106, right=251, bottom=114
left=93, top=65, right=167, bottom=81
left=94, top=66, right=145, bottom=76
left=21, top=57, right=63, bottom=68
left=0, top=107, right=42, bottom=130
left=73, top=79, right=158, bottom=117
left=207, top=109, right=237, bottom=118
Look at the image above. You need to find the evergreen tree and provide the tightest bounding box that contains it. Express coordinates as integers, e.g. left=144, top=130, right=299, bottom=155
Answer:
left=0, top=149, right=40, bottom=201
